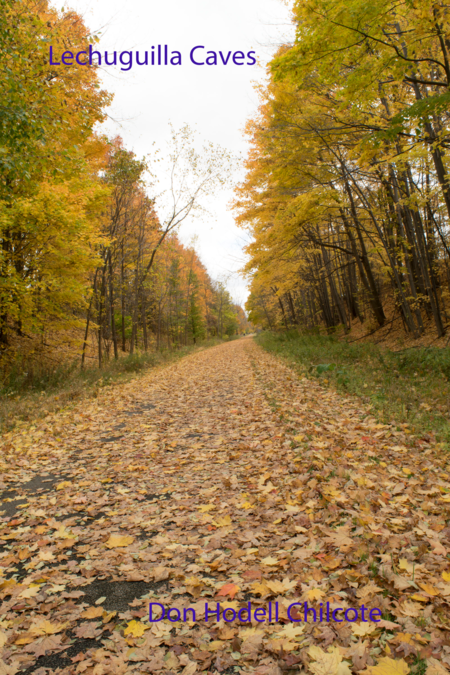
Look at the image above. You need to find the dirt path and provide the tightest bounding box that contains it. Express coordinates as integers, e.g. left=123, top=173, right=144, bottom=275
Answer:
left=1, top=338, right=450, bottom=675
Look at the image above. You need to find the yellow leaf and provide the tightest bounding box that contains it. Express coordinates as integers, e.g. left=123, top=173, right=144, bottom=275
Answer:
left=251, top=581, right=271, bottom=596
left=56, top=481, right=72, bottom=490
left=38, top=550, right=55, bottom=561
left=411, top=594, right=429, bottom=603
left=442, top=572, right=450, bottom=582
left=124, top=620, right=148, bottom=638
left=105, top=535, right=134, bottom=548
left=14, top=634, right=36, bottom=645
left=213, top=515, right=232, bottom=527
left=197, top=504, right=216, bottom=512
left=267, top=637, right=298, bottom=652
left=19, top=586, right=41, bottom=599
left=286, top=504, right=301, bottom=512
left=30, top=620, right=68, bottom=636
left=103, top=611, right=117, bottom=624
left=352, top=622, right=377, bottom=636
left=398, top=559, right=414, bottom=574
left=275, top=624, right=305, bottom=639
left=266, top=578, right=297, bottom=595
left=261, top=556, right=279, bottom=566
left=367, top=657, right=409, bottom=675
left=54, top=525, right=73, bottom=539
left=418, top=583, right=439, bottom=596
left=304, top=588, right=326, bottom=602
left=308, top=645, right=351, bottom=675
left=396, top=634, right=416, bottom=645
left=206, top=640, right=225, bottom=652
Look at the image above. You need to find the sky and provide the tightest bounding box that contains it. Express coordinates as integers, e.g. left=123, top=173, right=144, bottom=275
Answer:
left=61, top=0, right=295, bottom=307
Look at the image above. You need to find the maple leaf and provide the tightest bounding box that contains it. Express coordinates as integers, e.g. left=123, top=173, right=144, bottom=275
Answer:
left=164, top=651, right=179, bottom=669
left=261, top=556, right=279, bottom=566
left=352, top=623, right=377, bottom=637
left=398, top=559, right=414, bottom=574
left=267, top=637, right=298, bottom=652
left=308, top=646, right=351, bottom=675
left=251, top=581, right=271, bottom=596
left=24, top=634, right=65, bottom=658
left=356, top=583, right=383, bottom=599
left=38, top=550, right=55, bottom=561
left=266, top=578, right=297, bottom=595
left=30, top=620, right=68, bottom=636
left=241, top=633, right=263, bottom=657
left=304, top=588, right=326, bottom=602
left=213, top=515, right=232, bottom=527
left=398, top=601, right=421, bottom=617
left=124, top=620, right=148, bottom=638
left=18, top=585, right=41, bottom=599
left=426, top=658, right=449, bottom=675
left=206, top=640, right=226, bottom=652
left=348, top=640, right=369, bottom=671
left=367, top=657, right=409, bottom=675
left=197, top=504, right=216, bottom=512
left=418, top=582, right=439, bottom=596
left=152, top=566, right=170, bottom=581
left=217, top=583, right=239, bottom=599
left=378, top=620, right=401, bottom=630
left=275, top=624, right=305, bottom=639
left=325, top=528, right=353, bottom=550
left=56, top=481, right=72, bottom=490
left=73, top=623, right=102, bottom=639
left=0, top=658, right=20, bottom=675
left=105, top=534, right=134, bottom=548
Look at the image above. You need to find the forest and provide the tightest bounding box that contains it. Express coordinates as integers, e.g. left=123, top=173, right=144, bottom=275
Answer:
left=236, top=0, right=450, bottom=339
left=4, top=2, right=450, bottom=674
left=0, top=0, right=245, bottom=381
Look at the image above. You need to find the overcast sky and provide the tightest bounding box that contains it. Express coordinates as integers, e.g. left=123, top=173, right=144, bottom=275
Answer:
left=61, top=0, right=294, bottom=307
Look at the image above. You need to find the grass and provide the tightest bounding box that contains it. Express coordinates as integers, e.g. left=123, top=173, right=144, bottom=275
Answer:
left=256, top=329, right=450, bottom=446
left=0, top=338, right=229, bottom=433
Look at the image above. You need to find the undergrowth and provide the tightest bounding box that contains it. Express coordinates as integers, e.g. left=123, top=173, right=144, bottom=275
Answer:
left=256, top=329, right=450, bottom=446
left=0, top=338, right=227, bottom=433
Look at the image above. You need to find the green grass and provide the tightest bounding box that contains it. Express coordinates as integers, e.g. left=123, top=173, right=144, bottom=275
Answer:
left=256, top=329, right=450, bottom=445
left=0, top=338, right=228, bottom=433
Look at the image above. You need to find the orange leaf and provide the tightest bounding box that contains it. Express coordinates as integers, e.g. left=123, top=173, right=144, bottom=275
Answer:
left=217, top=583, right=240, bottom=599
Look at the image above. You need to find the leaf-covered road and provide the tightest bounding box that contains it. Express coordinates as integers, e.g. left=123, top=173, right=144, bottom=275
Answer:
left=1, top=338, right=450, bottom=674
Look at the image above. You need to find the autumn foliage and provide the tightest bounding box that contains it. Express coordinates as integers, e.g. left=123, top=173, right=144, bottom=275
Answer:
left=0, top=0, right=244, bottom=374
left=236, top=0, right=450, bottom=338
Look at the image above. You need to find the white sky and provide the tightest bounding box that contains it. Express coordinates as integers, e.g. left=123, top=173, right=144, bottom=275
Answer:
left=60, top=0, right=295, bottom=306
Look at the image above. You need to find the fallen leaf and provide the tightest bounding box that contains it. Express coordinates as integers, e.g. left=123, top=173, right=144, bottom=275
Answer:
left=105, top=534, right=134, bottom=548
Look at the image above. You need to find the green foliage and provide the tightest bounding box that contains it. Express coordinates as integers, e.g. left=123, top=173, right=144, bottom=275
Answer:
left=114, top=312, right=132, bottom=340
left=257, top=330, right=450, bottom=444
